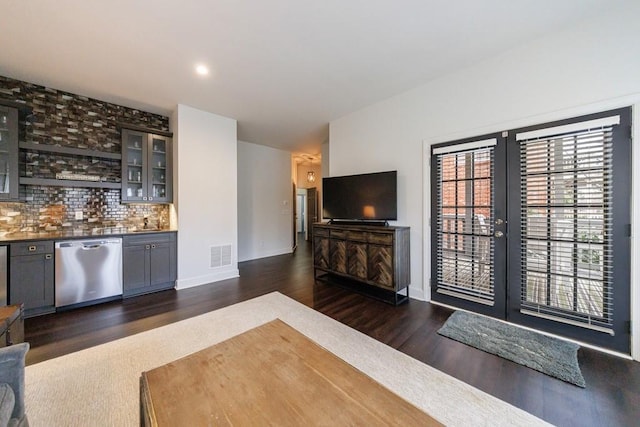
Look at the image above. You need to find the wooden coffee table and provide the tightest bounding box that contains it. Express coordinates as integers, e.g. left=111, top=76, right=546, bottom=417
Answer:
left=140, top=319, right=442, bottom=426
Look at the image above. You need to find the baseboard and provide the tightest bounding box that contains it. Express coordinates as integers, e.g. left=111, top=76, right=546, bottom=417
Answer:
left=176, top=269, right=240, bottom=290
left=238, top=247, right=292, bottom=262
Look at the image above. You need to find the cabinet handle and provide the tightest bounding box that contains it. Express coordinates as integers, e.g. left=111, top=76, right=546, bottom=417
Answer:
left=149, top=197, right=153, bottom=201
left=145, top=245, right=151, bottom=250
left=28, top=246, right=37, bottom=252
left=151, top=244, right=156, bottom=249
left=143, top=197, right=148, bottom=201
left=45, top=254, right=52, bottom=260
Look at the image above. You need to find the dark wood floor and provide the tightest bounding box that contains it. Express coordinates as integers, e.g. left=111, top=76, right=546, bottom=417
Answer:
left=25, top=239, right=639, bottom=427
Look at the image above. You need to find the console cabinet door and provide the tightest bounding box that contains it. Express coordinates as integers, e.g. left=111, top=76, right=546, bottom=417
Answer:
left=347, top=241, right=368, bottom=280
left=330, top=239, right=347, bottom=274
left=368, top=244, right=394, bottom=288
left=313, top=236, right=329, bottom=269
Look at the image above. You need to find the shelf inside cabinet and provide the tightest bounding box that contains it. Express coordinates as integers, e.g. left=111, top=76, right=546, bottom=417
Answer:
left=19, top=177, right=122, bottom=189
left=19, top=142, right=122, bottom=160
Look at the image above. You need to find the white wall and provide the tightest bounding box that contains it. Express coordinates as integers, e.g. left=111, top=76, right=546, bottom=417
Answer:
left=329, top=4, right=640, bottom=358
left=320, top=142, right=329, bottom=221
left=174, top=104, right=239, bottom=288
left=237, top=141, right=293, bottom=262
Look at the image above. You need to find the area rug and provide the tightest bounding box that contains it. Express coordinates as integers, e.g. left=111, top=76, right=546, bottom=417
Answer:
left=438, top=310, right=586, bottom=387
left=25, top=292, right=550, bottom=426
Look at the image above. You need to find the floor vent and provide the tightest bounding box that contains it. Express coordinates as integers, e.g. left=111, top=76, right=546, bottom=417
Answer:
left=210, top=245, right=232, bottom=268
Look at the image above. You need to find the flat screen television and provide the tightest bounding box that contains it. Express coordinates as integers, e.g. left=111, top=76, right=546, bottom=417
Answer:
left=322, top=171, right=397, bottom=222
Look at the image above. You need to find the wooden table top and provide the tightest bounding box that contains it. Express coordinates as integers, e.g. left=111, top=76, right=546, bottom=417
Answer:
left=0, top=304, right=22, bottom=328
left=140, top=319, right=442, bottom=426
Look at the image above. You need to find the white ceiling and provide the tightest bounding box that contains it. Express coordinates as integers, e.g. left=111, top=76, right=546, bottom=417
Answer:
left=0, top=1, right=623, bottom=154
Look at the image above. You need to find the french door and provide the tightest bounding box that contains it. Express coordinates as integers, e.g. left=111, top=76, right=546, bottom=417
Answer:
left=431, top=108, right=631, bottom=353
left=430, top=133, right=507, bottom=318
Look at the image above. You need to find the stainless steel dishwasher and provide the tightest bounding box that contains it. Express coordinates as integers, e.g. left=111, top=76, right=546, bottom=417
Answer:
left=55, top=238, right=123, bottom=308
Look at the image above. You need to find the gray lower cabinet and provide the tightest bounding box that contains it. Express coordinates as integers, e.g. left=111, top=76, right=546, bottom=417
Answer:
left=8, top=241, right=55, bottom=318
left=123, top=232, right=176, bottom=297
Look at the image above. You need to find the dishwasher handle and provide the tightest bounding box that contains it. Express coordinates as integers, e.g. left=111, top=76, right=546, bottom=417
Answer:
left=82, top=244, right=103, bottom=250
left=56, top=239, right=122, bottom=249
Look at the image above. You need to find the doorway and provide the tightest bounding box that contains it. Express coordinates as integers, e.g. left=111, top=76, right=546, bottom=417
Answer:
left=297, top=194, right=306, bottom=233
left=430, top=108, right=632, bottom=353
left=306, top=187, right=317, bottom=241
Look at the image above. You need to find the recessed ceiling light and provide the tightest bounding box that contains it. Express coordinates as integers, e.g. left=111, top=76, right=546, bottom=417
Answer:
left=195, top=64, right=209, bottom=76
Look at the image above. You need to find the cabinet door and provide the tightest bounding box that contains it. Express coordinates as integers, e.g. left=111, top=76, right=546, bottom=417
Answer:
left=122, top=129, right=148, bottom=202
left=9, top=254, right=54, bottom=311
left=0, top=106, right=19, bottom=201
left=368, top=244, right=394, bottom=288
left=123, top=244, right=150, bottom=292
left=313, top=236, right=329, bottom=269
left=347, top=241, right=368, bottom=280
left=330, top=239, right=347, bottom=274
left=148, top=135, right=172, bottom=203
left=149, top=241, right=173, bottom=286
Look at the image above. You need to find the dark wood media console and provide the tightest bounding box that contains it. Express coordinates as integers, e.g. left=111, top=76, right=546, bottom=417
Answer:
left=312, top=223, right=410, bottom=305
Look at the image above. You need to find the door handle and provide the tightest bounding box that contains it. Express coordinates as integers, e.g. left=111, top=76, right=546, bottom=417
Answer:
left=495, top=231, right=504, bottom=238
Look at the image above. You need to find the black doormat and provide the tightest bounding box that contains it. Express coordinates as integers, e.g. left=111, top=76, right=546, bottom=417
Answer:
left=438, top=311, right=585, bottom=387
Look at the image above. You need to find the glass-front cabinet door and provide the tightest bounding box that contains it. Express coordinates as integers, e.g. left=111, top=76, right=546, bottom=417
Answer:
left=122, top=129, right=147, bottom=202
left=121, top=128, right=172, bottom=203
left=148, top=135, right=172, bottom=203
left=0, top=106, right=19, bottom=200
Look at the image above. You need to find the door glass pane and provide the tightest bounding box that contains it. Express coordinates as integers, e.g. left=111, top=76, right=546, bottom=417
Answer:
left=520, top=126, right=612, bottom=329
left=436, top=147, right=494, bottom=303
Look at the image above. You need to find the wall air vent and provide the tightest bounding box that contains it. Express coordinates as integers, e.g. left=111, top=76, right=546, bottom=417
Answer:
left=210, top=245, right=232, bottom=268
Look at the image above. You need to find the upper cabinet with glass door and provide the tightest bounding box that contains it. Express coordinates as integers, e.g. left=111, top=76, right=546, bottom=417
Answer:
left=0, top=106, right=19, bottom=201
left=121, top=127, right=172, bottom=203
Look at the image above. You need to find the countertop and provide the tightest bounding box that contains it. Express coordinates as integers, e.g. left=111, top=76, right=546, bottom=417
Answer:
left=0, top=228, right=177, bottom=243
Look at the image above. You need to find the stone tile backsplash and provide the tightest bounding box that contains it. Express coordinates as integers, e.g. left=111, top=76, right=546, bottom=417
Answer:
left=0, top=186, right=168, bottom=234
left=0, top=75, right=171, bottom=233
left=0, top=75, right=169, bottom=151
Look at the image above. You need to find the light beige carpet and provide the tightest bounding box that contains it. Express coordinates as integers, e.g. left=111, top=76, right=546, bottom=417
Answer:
left=25, top=292, right=550, bottom=426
